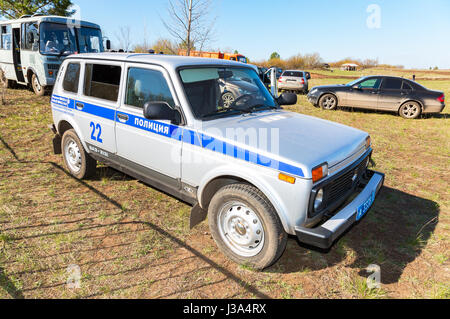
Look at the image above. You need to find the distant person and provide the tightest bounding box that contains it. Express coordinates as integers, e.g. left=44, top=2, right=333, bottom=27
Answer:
left=45, top=32, right=62, bottom=53
left=412, top=74, right=416, bottom=81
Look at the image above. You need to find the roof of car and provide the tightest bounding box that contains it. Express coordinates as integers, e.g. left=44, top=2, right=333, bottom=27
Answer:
left=65, top=53, right=253, bottom=70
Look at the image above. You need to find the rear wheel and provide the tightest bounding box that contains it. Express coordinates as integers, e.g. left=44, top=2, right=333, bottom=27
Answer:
left=399, top=101, right=421, bottom=119
left=31, top=73, right=46, bottom=96
left=62, top=129, right=97, bottom=179
left=319, top=94, right=338, bottom=110
left=208, top=183, right=287, bottom=270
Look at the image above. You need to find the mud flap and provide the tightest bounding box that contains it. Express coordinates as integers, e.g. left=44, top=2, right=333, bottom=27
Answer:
left=49, top=124, right=62, bottom=155
left=190, top=203, right=207, bottom=229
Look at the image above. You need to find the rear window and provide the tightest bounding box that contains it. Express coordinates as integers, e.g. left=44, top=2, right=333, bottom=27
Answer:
left=282, top=71, right=304, bottom=77
left=382, top=78, right=403, bottom=90
left=62, top=63, right=80, bottom=93
left=84, top=64, right=122, bottom=102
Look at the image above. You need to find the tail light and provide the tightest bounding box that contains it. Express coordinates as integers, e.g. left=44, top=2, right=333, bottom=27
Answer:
left=301, top=78, right=305, bottom=85
left=437, top=94, right=445, bottom=103
left=278, top=76, right=283, bottom=82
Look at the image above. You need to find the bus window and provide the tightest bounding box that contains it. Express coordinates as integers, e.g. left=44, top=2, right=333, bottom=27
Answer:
left=23, top=22, right=39, bottom=51
left=1, top=25, right=11, bottom=50
left=39, top=22, right=77, bottom=56
left=77, top=27, right=103, bottom=53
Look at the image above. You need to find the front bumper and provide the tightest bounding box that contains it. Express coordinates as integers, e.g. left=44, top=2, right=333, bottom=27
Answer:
left=307, top=92, right=319, bottom=105
left=295, top=170, right=385, bottom=249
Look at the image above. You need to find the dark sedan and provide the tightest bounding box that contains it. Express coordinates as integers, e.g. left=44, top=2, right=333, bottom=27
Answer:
left=307, top=76, right=446, bottom=119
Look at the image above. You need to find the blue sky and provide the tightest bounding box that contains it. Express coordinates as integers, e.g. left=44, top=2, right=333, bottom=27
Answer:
left=72, top=0, right=450, bottom=69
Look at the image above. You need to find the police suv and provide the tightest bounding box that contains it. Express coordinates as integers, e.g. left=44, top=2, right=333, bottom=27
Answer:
left=50, top=53, right=384, bottom=269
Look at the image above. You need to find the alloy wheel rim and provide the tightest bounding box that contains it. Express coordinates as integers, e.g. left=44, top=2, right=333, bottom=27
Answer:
left=402, top=103, right=419, bottom=118
left=222, top=93, right=235, bottom=108
left=217, top=202, right=265, bottom=257
left=323, top=96, right=336, bottom=109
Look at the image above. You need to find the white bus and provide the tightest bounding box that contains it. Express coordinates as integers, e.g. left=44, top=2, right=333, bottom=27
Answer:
left=0, top=14, right=109, bottom=96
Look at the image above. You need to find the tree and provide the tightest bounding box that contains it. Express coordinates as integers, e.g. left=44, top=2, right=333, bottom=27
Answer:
left=163, top=0, right=216, bottom=56
left=134, top=38, right=179, bottom=55
left=0, top=0, right=74, bottom=19
left=270, top=52, right=280, bottom=60
left=115, top=26, right=132, bottom=52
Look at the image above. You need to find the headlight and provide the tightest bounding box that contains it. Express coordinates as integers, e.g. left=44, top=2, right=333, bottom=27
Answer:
left=314, top=189, right=324, bottom=212
left=310, top=88, right=318, bottom=95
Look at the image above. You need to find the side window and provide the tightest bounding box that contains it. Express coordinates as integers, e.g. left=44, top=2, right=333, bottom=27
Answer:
left=402, top=81, right=413, bottom=91
left=23, top=22, right=39, bottom=51
left=84, top=64, right=122, bottom=102
left=1, top=25, right=11, bottom=50
left=359, top=78, right=382, bottom=89
left=63, top=63, right=80, bottom=93
left=125, top=67, right=175, bottom=108
left=382, top=78, right=403, bottom=90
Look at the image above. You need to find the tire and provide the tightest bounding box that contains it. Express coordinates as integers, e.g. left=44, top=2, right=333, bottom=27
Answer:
left=62, top=129, right=97, bottom=179
left=222, top=92, right=235, bottom=108
left=208, top=183, right=288, bottom=270
left=31, top=73, right=46, bottom=96
left=319, top=93, right=338, bottom=110
left=399, top=101, right=421, bottom=119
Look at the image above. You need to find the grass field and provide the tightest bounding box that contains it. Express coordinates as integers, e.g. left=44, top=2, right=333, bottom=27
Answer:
left=0, top=73, right=449, bottom=299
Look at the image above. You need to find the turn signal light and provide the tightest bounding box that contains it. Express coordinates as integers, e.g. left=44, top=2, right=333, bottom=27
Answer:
left=279, top=173, right=296, bottom=184
left=366, top=136, right=372, bottom=149
left=312, top=164, right=328, bottom=183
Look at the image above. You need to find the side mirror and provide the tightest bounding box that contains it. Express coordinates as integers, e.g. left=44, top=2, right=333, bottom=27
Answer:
left=277, top=92, right=297, bottom=106
left=306, top=73, right=311, bottom=80
left=106, top=40, right=111, bottom=50
left=143, top=102, right=181, bottom=125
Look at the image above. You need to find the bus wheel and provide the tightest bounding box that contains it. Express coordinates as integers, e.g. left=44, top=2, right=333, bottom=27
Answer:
left=31, top=73, right=46, bottom=96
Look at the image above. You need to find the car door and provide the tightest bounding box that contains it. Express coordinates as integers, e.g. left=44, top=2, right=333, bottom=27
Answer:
left=115, top=63, right=182, bottom=188
left=377, top=77, right=404, bottom=110
left=347, top=77, right=382, bottom=109
left=76, top=60, right=122, bottom=155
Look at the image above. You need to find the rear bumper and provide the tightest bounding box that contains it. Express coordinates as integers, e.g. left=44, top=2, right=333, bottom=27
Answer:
left=279, top=82, right=307, bottom=91
left=295, top=170, right=385, bottom=249
left=423, top=103, right=445, bottom=114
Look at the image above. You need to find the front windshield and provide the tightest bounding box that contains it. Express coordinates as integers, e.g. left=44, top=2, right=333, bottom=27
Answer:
left=40, top=22, right=77, bottom=55
left=77, top=27, right=103, bottom=53
left=179, top=67, right=277, bottom=119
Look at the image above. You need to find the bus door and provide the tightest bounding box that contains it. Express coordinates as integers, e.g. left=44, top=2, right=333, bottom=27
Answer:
left=12, top=28, right=25, bottom=82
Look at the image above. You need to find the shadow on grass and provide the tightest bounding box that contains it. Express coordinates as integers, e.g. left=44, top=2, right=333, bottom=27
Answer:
left=0, top=266, right=24, bottom=299
left=0, top=134, right=270, bottom=298
left=274, top=186, right=440, bottom=284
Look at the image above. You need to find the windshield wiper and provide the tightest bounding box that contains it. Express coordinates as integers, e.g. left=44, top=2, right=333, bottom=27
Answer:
left=201, top=107, right=249, bottom=119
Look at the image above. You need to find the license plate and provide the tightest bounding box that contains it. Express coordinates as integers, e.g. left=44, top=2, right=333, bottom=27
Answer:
left=356, top=191, right=376, bottom=221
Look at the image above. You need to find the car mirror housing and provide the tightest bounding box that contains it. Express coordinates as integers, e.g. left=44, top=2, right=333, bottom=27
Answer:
left=143, top=102, right=181, bottom=125
left=277, top=92, right=297, bottom=106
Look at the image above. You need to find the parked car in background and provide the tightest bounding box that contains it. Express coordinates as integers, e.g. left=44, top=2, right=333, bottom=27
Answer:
left=307, top=76, right=445, bottom=119
left=278, top=70, right=309, bottom=94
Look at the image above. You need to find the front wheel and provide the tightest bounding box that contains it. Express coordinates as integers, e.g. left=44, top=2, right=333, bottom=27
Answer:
left=399, top=101, right=421, bottom=119
left=62, top=129, right=97, bottom=179
left=208, top=184, right=288, bottom=270
left=319, top=93, right=338, bottom=110
left=31, top=73, right=46, bottom=96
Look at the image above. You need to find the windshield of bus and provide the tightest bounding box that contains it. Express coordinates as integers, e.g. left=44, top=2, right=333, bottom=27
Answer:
left=40, top=22, right=77, bottom=55
left=39, top=22, right=104, bottom=55
left=179, top=67, right=277, bottom=120
left=77, top=27, right=103, bottom=53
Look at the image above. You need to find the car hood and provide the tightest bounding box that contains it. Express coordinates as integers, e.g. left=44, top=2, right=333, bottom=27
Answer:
left=199, top=110, right=369, bottom=178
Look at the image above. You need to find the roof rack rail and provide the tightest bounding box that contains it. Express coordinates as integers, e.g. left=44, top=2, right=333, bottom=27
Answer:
left=19, top=15, right=32, bottom=19
left=32, top=13, right=45, bottom=17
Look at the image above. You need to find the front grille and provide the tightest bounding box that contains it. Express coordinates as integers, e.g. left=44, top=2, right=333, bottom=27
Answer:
left=47, top=64, right=60, bottom=70
left=324, top=157, right=369, bottom=205
left=308, top=151, right=371, bottom=218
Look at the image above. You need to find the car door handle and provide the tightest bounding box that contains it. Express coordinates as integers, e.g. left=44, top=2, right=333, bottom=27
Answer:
left=76, top=102, right=84, bottom=110
left=117, top=113, right=129, bottom=122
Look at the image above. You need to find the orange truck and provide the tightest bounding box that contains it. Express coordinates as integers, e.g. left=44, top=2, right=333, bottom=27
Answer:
left=178, top=50, right=248, bottom=64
